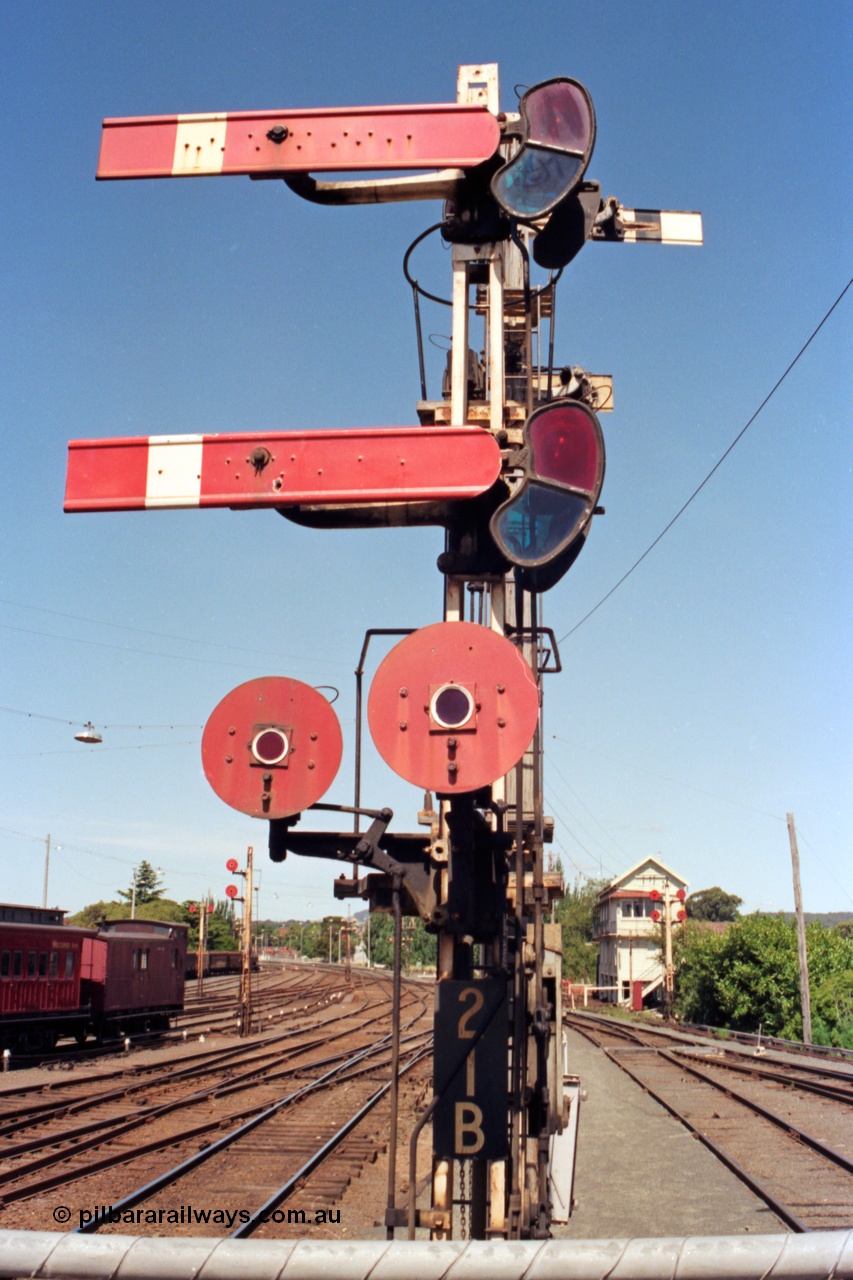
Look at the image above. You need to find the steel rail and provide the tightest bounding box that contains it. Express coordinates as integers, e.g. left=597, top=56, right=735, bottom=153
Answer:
left=599, top=1045, right=809, bottom=1234
left=652, top=1048, right=853, bottom=1174
left=76, top=1040, right=430, bottom=1234
left=0, top=989, right=429, bottom=1207
left=567, top=1011, right=853, bottom=1100
left=0, top=1018, right=430, bottom=1203
left=231, top=1047, right=431, bottom=1238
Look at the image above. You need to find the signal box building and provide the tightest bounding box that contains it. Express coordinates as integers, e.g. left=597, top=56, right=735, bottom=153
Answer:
left=592, top=857, right=688, bottom=1006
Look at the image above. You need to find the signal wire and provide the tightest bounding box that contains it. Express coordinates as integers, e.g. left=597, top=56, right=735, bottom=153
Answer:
left=557, top=276, right=853, bottom=643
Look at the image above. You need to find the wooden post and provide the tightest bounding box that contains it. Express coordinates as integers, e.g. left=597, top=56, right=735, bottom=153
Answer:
left=787, top=813, right=812, bottom=1045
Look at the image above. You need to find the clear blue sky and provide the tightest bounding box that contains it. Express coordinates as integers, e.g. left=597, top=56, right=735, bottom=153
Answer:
left=1, top=1, right=850, bottom=922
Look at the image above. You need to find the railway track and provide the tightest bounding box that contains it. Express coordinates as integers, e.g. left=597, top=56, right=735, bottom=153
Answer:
left=0, top=967, right=432, bottom=1236
left=567, top=1012, right=853, bottom=1231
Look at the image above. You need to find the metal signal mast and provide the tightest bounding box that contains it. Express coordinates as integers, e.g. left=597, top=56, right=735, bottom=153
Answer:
left=66, top=62, right=701, bottom=1239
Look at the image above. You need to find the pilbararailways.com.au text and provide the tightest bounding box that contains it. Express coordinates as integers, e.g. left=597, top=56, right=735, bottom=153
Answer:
left=62, top=1206, right=341, bottom=1229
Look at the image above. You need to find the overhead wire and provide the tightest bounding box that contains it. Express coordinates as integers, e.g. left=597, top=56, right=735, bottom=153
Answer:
left=557, top=276, right=853, bottom=644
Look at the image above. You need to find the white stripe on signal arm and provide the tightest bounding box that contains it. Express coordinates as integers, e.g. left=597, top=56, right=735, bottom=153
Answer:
left=145, top=436, right=204, bottom=507
left=172, top=115, right=227, bottom=176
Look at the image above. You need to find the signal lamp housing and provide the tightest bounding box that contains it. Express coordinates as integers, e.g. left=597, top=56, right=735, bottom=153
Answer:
left=491, top=78, right=596, bottom=221
left=677, top=909, right=688, bottom=922
left=490, top=400, right=605, bottom=591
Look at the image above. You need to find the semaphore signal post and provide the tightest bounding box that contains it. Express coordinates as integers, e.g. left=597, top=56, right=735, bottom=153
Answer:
left=65, top=62, right=700, bottom=1240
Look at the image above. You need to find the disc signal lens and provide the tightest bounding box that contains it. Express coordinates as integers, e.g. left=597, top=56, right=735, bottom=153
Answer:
left=490, top=400, right=604, bottom=591
left=225, top=884, right=239, bottom=900
left=430, top=683, right=475, bottom=730
left=225, top=858, right=239, bottom=873
left=251, top=727, right=289, bottom=766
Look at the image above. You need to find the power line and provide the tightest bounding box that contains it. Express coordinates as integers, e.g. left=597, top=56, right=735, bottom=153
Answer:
left=0, top=597, right=351, bottom=669
left=558, top=277, right=853, bottom=643
left=0, top=705, right=201, bottom=730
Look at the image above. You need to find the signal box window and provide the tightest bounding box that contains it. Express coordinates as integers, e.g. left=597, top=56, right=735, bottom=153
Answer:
left=65, top=952, right=75, bottom=979
left=0, top=952, right=9, bottom=979
left=12, top=951, right=22, bottom=978
left=49, top=952, right=59, bottom=979
left=38, top=952, right=48, bottom=978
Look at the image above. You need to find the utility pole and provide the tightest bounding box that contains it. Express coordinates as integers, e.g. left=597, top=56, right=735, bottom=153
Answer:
left=130, top=866, right=137, bottom=919
left=787, top=813, right=812, bottom=1045
left=42, top=834, right=51, bottom=909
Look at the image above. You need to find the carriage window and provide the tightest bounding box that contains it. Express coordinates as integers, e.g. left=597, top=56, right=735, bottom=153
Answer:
left=140, top=949, right=149, bottom=971
left=27, top=951, right=37, bottom=978
left=0, top=952, right=9, bottom=978
left=66, top=951, right=75, bottom=979
left=132, top=949, right=139, bottom=971
left=49, top=951, right=59, bottom=979
left=39, top=952, right=48, bottom=978
left=12, top=951, right=22, bottom=978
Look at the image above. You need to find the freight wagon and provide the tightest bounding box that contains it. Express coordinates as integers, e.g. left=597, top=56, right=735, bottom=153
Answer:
left=0, top=906, right=187, bottom=1052
left=184, top=949, right=258, bottom=979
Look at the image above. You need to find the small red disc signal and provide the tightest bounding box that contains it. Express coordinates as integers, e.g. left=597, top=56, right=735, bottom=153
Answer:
left=225, top=858, right=239, bottom=873
left=367, top=622, right=539, bottom=794
left=650, top=909, right=661, bottom=923
left=676, top=888, right=686, bottom=902
left=202, top=677, right=343, bottom=820
left=649, top=889, right=661, bottom=901
left=677, top=909, right=687, bottom=922
left=225, top=884, right=239, bottom=900
left=188, top=904, right=198, bottom=914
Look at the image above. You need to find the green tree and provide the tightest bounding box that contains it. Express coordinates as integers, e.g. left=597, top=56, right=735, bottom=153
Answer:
left=674, top=914, right=853, bottom=1039
left=554, top=877, right=607, bottom=984
left=69, top=897, right=186, bottom=928
left=117, top=860, right=165, bottom=906
left=685, top=886, right=742, bottom=922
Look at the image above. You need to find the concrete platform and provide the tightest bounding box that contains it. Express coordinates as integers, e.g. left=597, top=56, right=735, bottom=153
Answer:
left=554, top=1029, right=790, bottom=1239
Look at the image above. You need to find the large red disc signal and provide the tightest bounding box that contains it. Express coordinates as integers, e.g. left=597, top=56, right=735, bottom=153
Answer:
left=367, top=622, right=539, bottom=794
left=202, top=677, right=342, bottom=820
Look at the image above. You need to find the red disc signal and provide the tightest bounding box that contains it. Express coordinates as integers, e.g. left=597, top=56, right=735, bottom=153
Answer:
left=649, top=889, right=661, bottom=901
left=676, top=888, right=686, bottom=902
left=202, top=677, right=343, bottom=820
left=207, top=903, right=214, bottom=913
left=188, top=903, right=198, bottom=914
left=650, top=909, right=661, bottom=923
left=367, top=622, right=539, bottom=794
left=225, top=858, right=239, bottom=873
left=677, top=909, right=687, bottom=922
left=225, top=884, right=239, bottom=900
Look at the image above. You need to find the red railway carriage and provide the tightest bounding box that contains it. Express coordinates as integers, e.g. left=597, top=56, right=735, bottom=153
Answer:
left=0, top=909, right=188, bottom=1051
left=0, top=919, right=93, bottom=1050
left=85, top=920, right=187, bottom=1037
